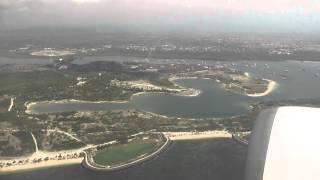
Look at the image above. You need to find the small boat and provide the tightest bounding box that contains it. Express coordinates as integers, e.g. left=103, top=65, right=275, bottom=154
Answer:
left=280, top=74, right=288, bottom=80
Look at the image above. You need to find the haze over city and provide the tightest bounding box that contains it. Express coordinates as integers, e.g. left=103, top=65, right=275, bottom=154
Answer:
left=1, top=0, right=320, bottom=33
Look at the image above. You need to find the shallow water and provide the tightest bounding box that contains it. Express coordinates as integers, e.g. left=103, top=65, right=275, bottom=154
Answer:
left=29, top=60, right=320, bottom=118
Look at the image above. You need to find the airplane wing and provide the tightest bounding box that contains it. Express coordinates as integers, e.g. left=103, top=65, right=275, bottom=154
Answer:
left=245, top=106, right=320, bottom=180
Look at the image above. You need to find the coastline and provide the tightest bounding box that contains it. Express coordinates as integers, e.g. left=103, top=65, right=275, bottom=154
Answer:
left=25, top=99, right=128, bottom=114
left=175, top=89, right=201, bottom=97
left=7, top=97, right=15, bottom=112
left=246, top=79, right=278, bottom=97
left=168, top=76, right=198, bottom=82
left=170, top=74, right=278, bottom=98
left=0, top=140, right=117, bottom=174
left=0, top=130, right=232, bottom=174
left=82, top=133, right=171, bottom=172
left=168, top=76, right=202, bottom=97
left=0, top=149, right=86, bottom=174
left=163, top=130, right=232, bottom=141
left=130, top=89, right=201, bottom=99
left=26, top=84, right=201, bottom=115
left=0, top=158, right=83, bottom=174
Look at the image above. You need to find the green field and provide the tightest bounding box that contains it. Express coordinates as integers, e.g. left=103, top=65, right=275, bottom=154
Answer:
left=93, top=141, right=158, bottom=166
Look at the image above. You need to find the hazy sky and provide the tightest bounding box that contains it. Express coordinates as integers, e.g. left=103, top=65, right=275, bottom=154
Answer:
left=1, top=0, right=320, bottom=33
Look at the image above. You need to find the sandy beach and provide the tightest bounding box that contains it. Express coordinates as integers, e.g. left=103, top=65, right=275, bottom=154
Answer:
left=25, top=99, right=128, bottom=114
left=113, top=79, right=202, bottom=98
left=170, top=73, right=278, bottom=98
left=0, top=130, right=231, bottom=173
left=0, top=138, right=117, bottom=174
left=1, top=131, right=88, bottom=174
left=0, top=145, right=93, bottom=174
left=175, top=89, right=201, bottom=97
left=163, top=130, right=232, bottom=141
left=7, top=97, right=15, bottom=112
left=25, top=81, right=202, bottom=114
left=246, top=79, right=278, bottom=97
left=168, top=76, right=202, bottom=97
left=30, top=49, right=75, bottom=57
left=0, top=158, right=83, bottom=173
left=168, top=76, right=198, bottom=82
left=0, top=149, right=85, bottom=174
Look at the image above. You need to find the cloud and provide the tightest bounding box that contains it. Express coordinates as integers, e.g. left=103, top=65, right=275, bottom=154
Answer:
left=2, top=0, right=320, bottom=14
left=1, top=0, right=320, bottom=33
left=71, top=0, right=102, bottom=4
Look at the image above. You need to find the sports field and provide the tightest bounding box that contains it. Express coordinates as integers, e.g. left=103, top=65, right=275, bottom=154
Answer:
left=93, top=140, right=158, bottom=166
